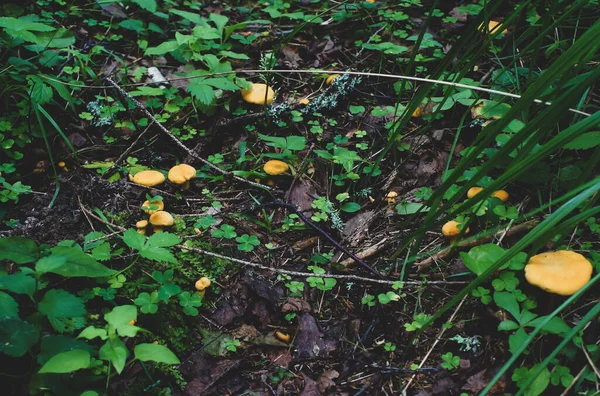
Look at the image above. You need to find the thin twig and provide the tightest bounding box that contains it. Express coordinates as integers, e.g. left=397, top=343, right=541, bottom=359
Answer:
left=105, top=76, right=270, bottom=191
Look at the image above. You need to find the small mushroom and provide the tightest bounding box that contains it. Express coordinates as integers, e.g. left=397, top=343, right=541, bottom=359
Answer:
left=524, top=251, right=592, bottom=296
left=136, top=220, right=148, bottom=235
left=58, top=161, right=68, bottom=172
left=241, top=83, right=275, bottom=105
left=142, top=200, right=164, bottom=214
left=168, top=164, right=196, bottom=189
left=195, top=277, right=211, bottom=298
left=264, top=160, right=289, bottom=176
left=491, top=190, right=509, bottom=202
left=299, top=98, right=310, bottom=105
left=149, top=211, right=174, bottom=233
left=411, top=107, right=423, bottom=118
left=326, top=74, right=341, bottom=85
left=479, top=20, right=508, bottom=35
left=467, top=187, right=484, bottom=199
left=386, top=191, right=398, bottom=208
left=274, top=331, right=291, bottom=343
left=441, top=220, right=470, bottom=237
left=130, top=170, right=165, bottom=187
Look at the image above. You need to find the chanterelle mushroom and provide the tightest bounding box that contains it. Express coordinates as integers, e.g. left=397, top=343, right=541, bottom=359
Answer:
left=142, top=199, right=164, bottom=214
left=491, top=190, right=509, bottom=202
left=467, top=187, right=483, bottom=199
left=136, top=220, right=148, bottom=235
left=442, top=220, right=470, bottom=237
left=195, top=277, right=211, bottom=297
left=130, top=170, right=165, bottom=187
left=168, top=164, right=196, bottom=188
left=524, top=251, right=592, bottom=296
left=241, top=83, right=275, bottom=105
left=264, top=160, right=289, bottom=176
left=149, top=211, right=174, bottom=233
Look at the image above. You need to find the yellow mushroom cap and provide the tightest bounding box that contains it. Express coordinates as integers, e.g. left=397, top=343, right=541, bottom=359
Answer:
left=411, top=107, right=423, bottom=118
left=274, top=331, right=291, bottom=343
left=149, top=211, right=174, bottom=227
left=386, top=191, right=398, bottom=199
left=326, top=74, right=341, bottom=85
left=195, top=277, right=211, bottom=291
left=131, top=170, right=165, bottom=187
left=467, top=187, right=484, bottom=199
left=241, top=83, right=275, bottom=105
left=143, top=200, right=164, bottom=214
left=263, top=160, right=289, bottom=176
left=491, top=190, right=509, bottom=202
left=136, top=220, right=148, bottom=228
left=442, top=220, right=470, bottom=237
left=299, top=98, right=310, bottom=105
left=168, top=164, right=196, bottom=185
left=524, top=251, right=592, bottom=296
left=58, top=161, right=66, bottom=168
left=479, top=20, right=508, bottom=35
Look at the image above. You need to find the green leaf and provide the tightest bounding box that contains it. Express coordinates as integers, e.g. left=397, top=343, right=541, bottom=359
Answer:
left=134, top=291, right=160, bottom=314
left=123, top=228, right=146, bottom=251
left=147, top=232, right=182, bottom=247
left=0, top=272, right=36, bottom=297
left=494, top=291, right=520, bottom=323
left=140, top=246, right=177, bottom=263
left=340, top=202, right=361, bottom=213
left=0, top=17, right=55, bottom=33
left=0, top=291, right=19, bottom=318
left=188, top=83, right=215, bottom=105
left=203, top=78, right=239, bottom=91
left=0, top=317, right=40, bottom=357
left=132, top=0, right=157, bottom=12
left=130, top=87, right=165, bottom=97
left=170, top=9, right=204, bottom=24
left=38, top=335, right=93, bottom=365
left=524, top=364, right=551, bottom=396
left=39, top=289, right=86, bottom=319
left=99, top=337, right=128, bottom=374
left=77, top=326, right=108, bottom=341
left=145, top=40, right=179, bottom=56
left=35, top=246, right=116, bottom=278
left=563, top=131, right=600, bottom=150
left=178, top=292, right=202, bottom=316
left=134, top=343, right=180, bottom=364
left=39, top=349, right=90, bottom=373
left=91, top=243, right=111, bottom=261
left=527, top=316, right=571, bottom=335
left=395, top=202, right=429, bottom=215
left=498, top=320, right=520, bottom=331
left=26, top=28, right=75, bottom=50
left=0, top=236, right=39, bottom=263
left=460, top=244, right=506, bottom=275
left=105, top=305, right=140, bottom=337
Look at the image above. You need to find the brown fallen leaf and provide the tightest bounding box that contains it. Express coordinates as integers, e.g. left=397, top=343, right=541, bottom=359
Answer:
left=281, top=297, right=312, bottom=313
left=317, top=370, right=339, bottom=393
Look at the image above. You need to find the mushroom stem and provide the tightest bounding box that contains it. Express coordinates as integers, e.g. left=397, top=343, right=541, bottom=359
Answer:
left=153, top=226, right=163, bottom=233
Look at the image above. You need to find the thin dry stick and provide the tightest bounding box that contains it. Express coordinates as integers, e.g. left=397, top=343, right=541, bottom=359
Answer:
left=105, top=76, right=270, bottom=191
left=401, top=294, right=468, bottom=394
left=78, top=204, right=466, bottom=287
left=118, top=70, right=592, bottom=117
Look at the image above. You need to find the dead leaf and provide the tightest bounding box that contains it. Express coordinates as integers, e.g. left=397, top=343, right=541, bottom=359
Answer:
left=317, top=370, right=339, bottom=393
left=281, top=297, right=311, bottom=313
left=282, top=46, right=302, bottom=69
left=294, top=313, right=337, bottom=358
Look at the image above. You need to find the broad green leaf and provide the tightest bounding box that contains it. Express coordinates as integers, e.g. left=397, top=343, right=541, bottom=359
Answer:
left=203, top=78, right=239, bottom=91
left=209, top=13, right=228, bottom=34
left=132, top=0, right=157, bottom=12
left=99, top=337, right=128, bottom=374
left=493, top=291, right=520, bottom=322
left=134, top=343, right=180, bottom=364
left=0, top=236, right=39, bottom=263
left=169, top=9, right=204, bottom=24
left=498, top=320, right=520, bottom=331
left=39, top=289, right=86, bottom=318
left=524, top=364, right=551, bottom=396
left=104, top=305, right=140, bottom=337
left=38, top=335, right=93, bottom=365
left=130, top=87, right=165, bottom=97
left=340, top=202, right=361, bottom=213
left=35, top=246, right=116, bottom=278
left=0, top=17, right=55, bottom=32
left=0, top=317, right=40, bottom=357
left=0, top=291, right=19, bottom=318
left=147, top=232, right=182, bottom=247
left=123, top=228, right=146, bottom=251
left=528, top=316, right=571, bottom=335
left=0, top=273, right=36, bottom=297
left=460, top=244, right=505, bottom=275
left=145, top=40, right=179, bottom=56
left=188, top=83, right=215, bottom=105
left=39, top=349, right=90, bottom=373
left=563, top=131, right=600, bottom=150
left=77, top=326, right=108, bottom=341
left=26, top=28, right=75, bottom=50
left=395, top=202, right=429, bottom=215
left=140, top=246, right=177, bottom=263
left=91, top=243, right=111, bottom=261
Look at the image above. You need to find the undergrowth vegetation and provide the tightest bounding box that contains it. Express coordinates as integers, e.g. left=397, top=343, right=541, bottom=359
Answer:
left=1, top=0, right=599, bottom=394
